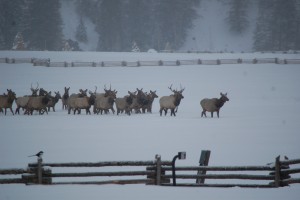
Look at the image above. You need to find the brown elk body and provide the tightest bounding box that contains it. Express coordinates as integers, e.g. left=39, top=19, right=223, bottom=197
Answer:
left=159, top=85, right=184, bottom=116
left=115, top=91, right=136, bottom=115
left=142, top=90, right=158, bottom=113
left=200, top=93, right=229, bottom=118
left=67, top=89, right=88, bottom=114
left=15, top=84, right=40, bottom=114
left=0, top=89, right=16, bottom=115
left=47, top=91, right=62, bottom=112
left=26, top=93, right=51, bottom=115
left=73, top=92, right=96, bottom=115
left=94, top=87, right=117, bottom=114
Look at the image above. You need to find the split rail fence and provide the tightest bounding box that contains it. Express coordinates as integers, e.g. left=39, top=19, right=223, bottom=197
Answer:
left=1, top=57, right=300, bottom=67
left=1, top=154, right=300, bottom=188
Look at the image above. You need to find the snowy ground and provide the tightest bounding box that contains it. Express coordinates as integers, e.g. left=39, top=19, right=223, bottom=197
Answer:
left=0, top=51, right=300, bottom=200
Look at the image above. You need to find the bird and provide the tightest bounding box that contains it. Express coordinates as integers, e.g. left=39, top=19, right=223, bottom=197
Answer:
left=284, top=156, right=289, bottom=160
left=28, top=151, right=44, bottom=158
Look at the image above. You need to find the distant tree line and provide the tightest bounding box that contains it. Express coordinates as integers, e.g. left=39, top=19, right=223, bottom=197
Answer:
left=0, top=0, right=299, bottom=51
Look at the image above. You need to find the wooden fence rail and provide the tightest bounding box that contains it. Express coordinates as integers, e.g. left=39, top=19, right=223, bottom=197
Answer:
left=0, top=155, right=300, bottom=188
left=1, top=57, right=300, bottom=67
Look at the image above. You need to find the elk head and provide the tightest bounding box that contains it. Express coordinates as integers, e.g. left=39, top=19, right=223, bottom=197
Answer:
left=30, top=82, right=39, bottom=96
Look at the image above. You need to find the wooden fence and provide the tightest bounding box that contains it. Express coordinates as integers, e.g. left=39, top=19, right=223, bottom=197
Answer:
left=0, top=154, right=300, bottom=188
left=1, top=57, right=300, bottom=67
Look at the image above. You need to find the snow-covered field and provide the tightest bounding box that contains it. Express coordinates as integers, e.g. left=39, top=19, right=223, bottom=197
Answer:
left=1, top=51, right=300, bottom=200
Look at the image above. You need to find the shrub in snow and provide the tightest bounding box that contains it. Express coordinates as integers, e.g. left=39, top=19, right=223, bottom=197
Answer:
left=147, top=49, right=157, bottom=53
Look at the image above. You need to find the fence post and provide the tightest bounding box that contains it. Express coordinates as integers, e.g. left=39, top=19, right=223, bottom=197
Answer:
left=155, top=154, right=161, bottom=185
left=196, top=150, right=211, bottom=184
left=37, top=157, right=43, bottom=184
left=274, top=156, right=281, bottom=187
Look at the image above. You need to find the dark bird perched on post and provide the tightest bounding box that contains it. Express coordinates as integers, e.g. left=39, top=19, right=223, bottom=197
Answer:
left=28, top=151, right=44, bottom=158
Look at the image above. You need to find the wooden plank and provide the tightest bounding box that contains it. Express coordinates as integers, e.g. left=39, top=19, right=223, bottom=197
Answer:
left=51, top=179, right=154, bottom=185
left=162, top=174, right=274, bottom=180
left=281, top=178, right=300, bottom=185
left=48, top=171, right=154, bottom=177
left=280, top=168, right=300, bottom=175
left=161, top=183, right=274, bottom=188
left=28, top=160, right=168, bottom=167
left=0, top=178, right=24, bottom=184
left=280, top=158, right=300, bottom=165
left=161, top=166, right=273, bottom=171
left=0, top=168, right=28, bottom=175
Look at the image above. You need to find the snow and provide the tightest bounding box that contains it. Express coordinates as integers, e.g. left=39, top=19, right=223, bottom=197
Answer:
left=1, top=50, right=300, bottom=200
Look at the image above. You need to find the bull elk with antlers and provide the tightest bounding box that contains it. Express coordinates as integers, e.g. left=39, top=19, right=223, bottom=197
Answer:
left=15, top=83, right=39, bottom=114
left=159, top=85, right=184, bottom=116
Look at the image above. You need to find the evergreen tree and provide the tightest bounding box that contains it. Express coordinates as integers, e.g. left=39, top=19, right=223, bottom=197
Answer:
left=12, top=32, right=25, bottom=50
left=75, top=17, right=88, bottom=43
left=122, top=0, right=153, bottom=51
left=95, top=0, right=123, bottom=51
left=253, top=1, right=273, bottom=51
left=0, top=0, right=25, bottom=49
left=271, top=0, right=298, bottom=50
left=28, top=0, right=63, bottom=50
left=153, top=0, right=200, bottom=50
left=227, top=0, right=249, bottom=34
left=253, top=0, right=299, bottom=51
left=131, top=41, right=140, bottom=52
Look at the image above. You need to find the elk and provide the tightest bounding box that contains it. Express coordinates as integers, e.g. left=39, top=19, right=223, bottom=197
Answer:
left=159, top=85, right=184, bottom=116
left=67, top=89, right=88, bottom=114
left=94, top=87, right=117, bottom=114
left=25, top=92, right=52, bottom=115
left=15, top=96, right=30, bottom=114
left=130, top=88, right=148, bottom=114
left=72, top=91, right=96, bottom=115
left=0, top=89, right=16, bottom=115
left=47, top=91, right=62, bottom=112
left=142, top=90, right=158, bottom=113
left=200, top=92, right=229, bottom=118
left=15, top=84, right=41, bottom=114
left=30, top=82, right=39, bottom=97
left=62, top=87, right=70, bottom=110
left=115, top=91, right=136, bottom=115
left=39, top=88, right=48, bottom=96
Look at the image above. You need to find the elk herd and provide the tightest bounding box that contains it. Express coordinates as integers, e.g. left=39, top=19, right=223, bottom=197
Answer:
left=0, top=83, right=229, bottom=118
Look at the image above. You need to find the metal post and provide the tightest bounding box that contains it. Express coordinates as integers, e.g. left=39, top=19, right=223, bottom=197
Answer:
left=172, top=152, right=186, bottom=186
left=172, top=155, right=179, bottom=186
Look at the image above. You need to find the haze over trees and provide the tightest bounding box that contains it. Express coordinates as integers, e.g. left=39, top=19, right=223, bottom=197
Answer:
left=0, top=0, right=299, bottom=51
